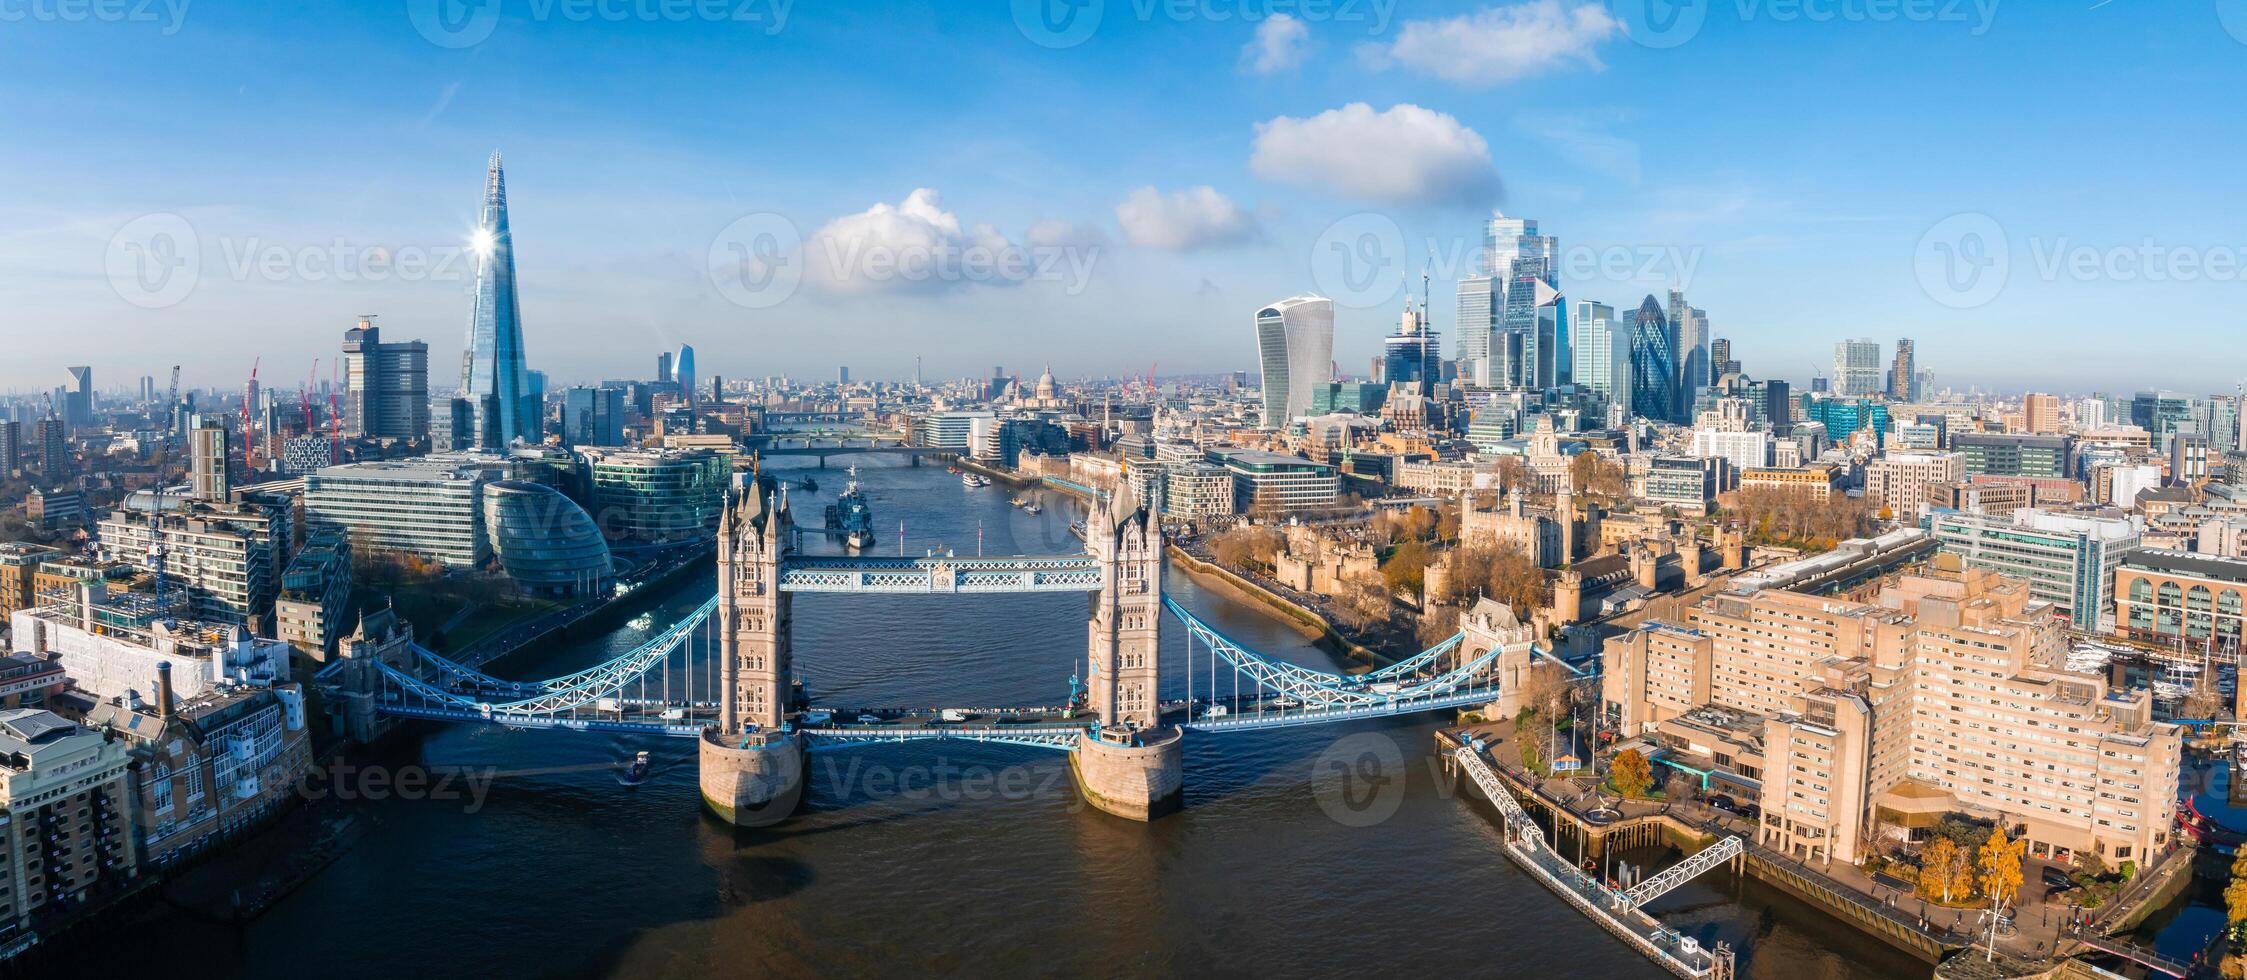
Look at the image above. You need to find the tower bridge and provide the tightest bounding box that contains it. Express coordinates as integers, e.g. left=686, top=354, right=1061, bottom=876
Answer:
left=323, top=476, right=1540, bottom=827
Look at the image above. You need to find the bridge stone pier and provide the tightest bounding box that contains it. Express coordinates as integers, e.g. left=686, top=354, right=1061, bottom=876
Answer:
left=700, top=476, right=807, bottom=828
left=1073, top=485, right=1183, bottom=820
left=697, top=473, right=1184, bottom=826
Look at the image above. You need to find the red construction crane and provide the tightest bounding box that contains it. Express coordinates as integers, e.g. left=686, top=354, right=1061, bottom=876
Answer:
left=327, top=361, right=342, bottom=465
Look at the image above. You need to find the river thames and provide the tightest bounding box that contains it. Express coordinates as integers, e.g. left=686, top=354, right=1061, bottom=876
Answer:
left=98, top=460, right=1929, bottom=979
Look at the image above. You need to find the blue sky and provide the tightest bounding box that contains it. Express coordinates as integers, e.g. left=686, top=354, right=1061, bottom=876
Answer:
left=2, top=0, right=2243, bottom=396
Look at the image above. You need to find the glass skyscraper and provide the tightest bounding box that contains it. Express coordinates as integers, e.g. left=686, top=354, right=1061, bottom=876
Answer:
left=1455, top=275, right=1495, bottom=384
left=1253, top=296, right=1334, bottom=428
left=1573, top=300, right=1622, bottom=409
left=459, top=152, right=537, bottom=449
left=1381, top=300, right=1440, bottom=395
left=1628, top=295, right=1677, bottom=423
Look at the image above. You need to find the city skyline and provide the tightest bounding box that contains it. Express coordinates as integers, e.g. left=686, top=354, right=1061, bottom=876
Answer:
left=6, top=3, right=2245, bottom=392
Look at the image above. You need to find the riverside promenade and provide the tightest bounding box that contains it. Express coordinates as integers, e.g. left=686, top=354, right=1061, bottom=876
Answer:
left=1443, top=731, right=1739, bottom=980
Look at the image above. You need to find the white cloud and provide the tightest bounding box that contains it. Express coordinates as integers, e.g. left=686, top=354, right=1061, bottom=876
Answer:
left=804, top=188, right=1019, bottom=293
left=1113, top=186, right=1261, bottom=250
left=1361, top=1, right=1619, bottom=87
left=1241, top=14, right=1312, bottom=74
left=1249, top=103, right=1501, bottom=208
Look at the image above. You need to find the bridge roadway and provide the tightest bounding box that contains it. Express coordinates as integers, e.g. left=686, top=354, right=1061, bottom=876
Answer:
left=377, top=686, right=1508, bottom=744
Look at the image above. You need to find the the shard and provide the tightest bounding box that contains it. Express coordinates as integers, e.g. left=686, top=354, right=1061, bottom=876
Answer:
left=460, top=151, right=537, bottom=448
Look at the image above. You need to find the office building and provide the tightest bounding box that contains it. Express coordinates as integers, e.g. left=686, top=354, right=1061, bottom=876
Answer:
left=343, top=317, right=431, bottom=442
left=2023, top=392, right=2062, bottom=434
left=63, top=366, right=92, bottom=427
left=33, top=417, right=67, bottom=478
left=1668, top=289, right=1708, bottom=404
left=1627, top=295, right=1676, bottom=424
left=275, top=530, right=352, bottom=660
left=579, top=447, right=729, bottom=542
left=676, top=344, right=697, bottom=412
left=2116, top=549, right=2247, bottom=652
left=1955, top=432, right=2071, bottom=479
left=1572, top=301, right=1624, bottom=409
left=1864, top=451, right=1962, bottom=520
left=915, top=410, right=995, bottom=451
left=1380, top=300, right=1440, bottom=395
left=0, top=544, right=60, bottom=620
left=1928, top=508, right=2138, bottom=629
left=1213, top=450, right=1338, bottom=515
left=656, top=351, right=673, bottom=384
left=2130, top=390, right=2198, bottom=451
left=1644, top=456, right=1725, bottom=515
left=1252, top=296, right=1334, bottom=428
left=0, top=709, right=138, bottom=942
left=0, top=419, right=16, bottom=476
left=562, top=385, right=625, bottom=447
left=1833, top=339, right=1882, bottom=398
left=2173, top=431, right=2211, bottom=484
left=1606, top=566, right=2180, bottom=869
left=1802, top=397, right=1891, bottom=447
left=24, top=487, right=84, bottom=530
left=483, top=481, right=614, bottom=596
left=98, top=495, right=285, bottom=629
left=305, top=455, right=504, bottom=567
left=87, top=674, right=312, bottom=867
left=1162, top=463, right=1238, bottom=520
left=459, top=152, right=538, bottom=448
left=1691, top=428, right=1771, bottom=475
left=1455, top=275, right=1496, bottom=385
left=1887, top=338, right=1916, bottom=401
left=189, top=418, right=228, bottom=502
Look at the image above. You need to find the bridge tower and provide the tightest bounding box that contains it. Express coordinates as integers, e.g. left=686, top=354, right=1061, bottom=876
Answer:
left=699, top=475, right=806, bottom=827
left=1072, top=483, right=1184, bottom=820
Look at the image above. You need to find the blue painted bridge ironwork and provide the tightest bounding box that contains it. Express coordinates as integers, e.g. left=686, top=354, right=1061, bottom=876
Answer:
left=341, top=556, right=1511, bottom=747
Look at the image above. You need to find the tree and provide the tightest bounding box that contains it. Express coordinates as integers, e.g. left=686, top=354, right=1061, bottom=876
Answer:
left=2226, top=875, right=2247, bottom=927
left=1611, top=748, right=1654, bottom=799
left=1332, top=571, right=1391, bottom=631
left=1919, top=837, right=1973, bottom=903
left=1383, top=539, right=1430, bottom=596
left=1977, top=829, right=2026, bottom=908
left=1495, top=456, right=1531, bottom=494
left=1517, top=732, right=1544, bottom=778
left=1415, top=603, right=1460, bottom=649
left=1484, top=543, right=1546, bottom=613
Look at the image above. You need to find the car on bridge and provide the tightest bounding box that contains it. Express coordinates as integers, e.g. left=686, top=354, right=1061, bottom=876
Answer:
left=855, top=713, right=885, bottom=725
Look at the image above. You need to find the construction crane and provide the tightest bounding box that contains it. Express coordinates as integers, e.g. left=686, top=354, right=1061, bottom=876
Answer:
left=302, top=359, right=319, bottom=433
left=147, top=481, right=170, bottom=616
left=327, top=360, right=343, bottom=465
